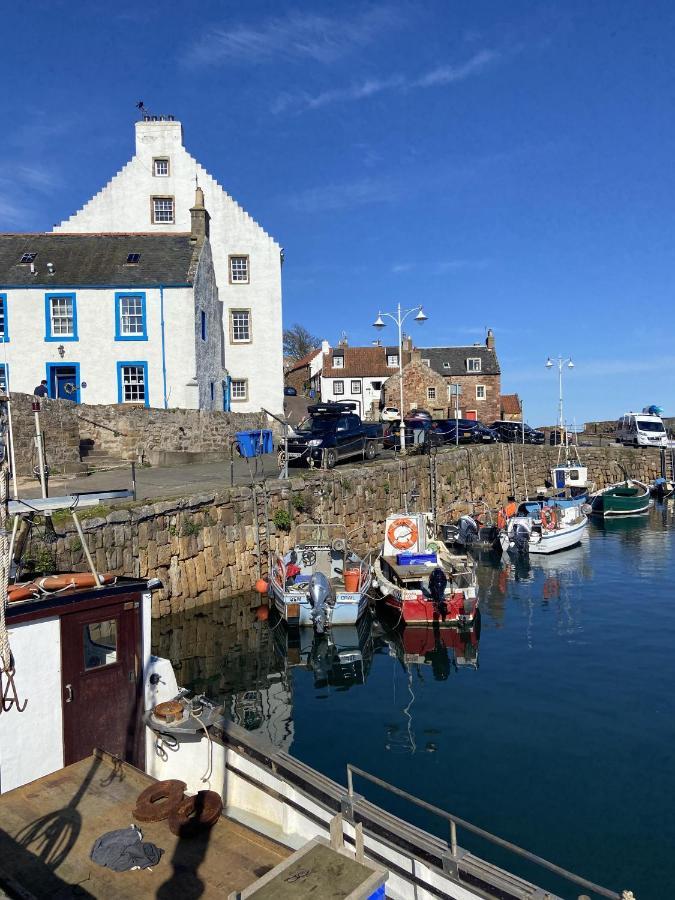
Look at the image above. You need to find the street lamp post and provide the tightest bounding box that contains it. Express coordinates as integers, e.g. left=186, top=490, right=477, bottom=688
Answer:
left=545, top=355, right=574, bottom=446
left=373, top=303, right=428, bottom=450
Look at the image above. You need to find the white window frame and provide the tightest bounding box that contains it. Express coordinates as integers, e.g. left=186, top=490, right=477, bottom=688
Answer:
left=333, top=380, right=344, bottom=395
left=332, top=355, right=344, bottom=368
left=476, top=384, right=486, bottom=400
left=229, top=255, right=250, bottom=284
left=230, top=309, right=251, bottom=343
left=49, top=295, right=75, bottom=337
left=152, top=196, right=174, bottom=224
left=351, top=380, right=361, bottom=394
left=153, top=158, right=170, bottom=177
left=387, top=353, right=399, bottom=367
left=427, top=387, right=436, bottom=401
left=119, top=364, right=147, bottom=405
left=231, top=378, right=248, bottom=402
left=466, top=357, right=481, bottom=373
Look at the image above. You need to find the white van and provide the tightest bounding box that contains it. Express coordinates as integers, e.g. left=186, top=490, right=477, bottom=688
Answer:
left=616, top=412, right=668, bottom=447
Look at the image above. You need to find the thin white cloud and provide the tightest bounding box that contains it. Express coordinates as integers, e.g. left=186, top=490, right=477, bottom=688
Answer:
left=289, top=176, right=402, bottom=214
left=184, top=7, right=398, bottom=68
left=273, top=48, right=499, bottom=113
left=392, top=262, right=414, bottom=274
left=435, top=258, right=491, bottom=272
left=0, top=194, right=25, bottom=228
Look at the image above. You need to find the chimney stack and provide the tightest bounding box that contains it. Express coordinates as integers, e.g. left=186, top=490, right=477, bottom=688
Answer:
left=486, top=328, right=495, bottom=350
left=190, top=186, right=210, bottom=242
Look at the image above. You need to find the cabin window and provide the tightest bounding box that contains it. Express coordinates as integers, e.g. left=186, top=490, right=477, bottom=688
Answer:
left=466, top=357, right=481, bottom=372
left=84, top=619, right=118, bottom=670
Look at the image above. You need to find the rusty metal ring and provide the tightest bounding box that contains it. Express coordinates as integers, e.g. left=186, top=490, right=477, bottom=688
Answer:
left=134, top=779, right=187, bottom=822
left=168, top=790, right=222, bottom=837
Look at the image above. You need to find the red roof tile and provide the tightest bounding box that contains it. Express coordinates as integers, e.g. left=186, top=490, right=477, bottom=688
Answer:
left=500, top=394, right=521, bottom=415
left=323, top=346, right=400, bottom=378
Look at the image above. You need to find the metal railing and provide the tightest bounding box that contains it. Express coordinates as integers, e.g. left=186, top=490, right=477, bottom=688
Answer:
left=346, top=763, right=626, bottom=900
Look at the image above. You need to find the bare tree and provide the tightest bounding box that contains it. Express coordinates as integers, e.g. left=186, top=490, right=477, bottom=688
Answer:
left=283, top=323, right=322, bottom=361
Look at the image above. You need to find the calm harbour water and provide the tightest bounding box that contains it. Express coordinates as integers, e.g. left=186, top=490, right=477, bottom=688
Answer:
left=153, top=503, right=675, bottom=900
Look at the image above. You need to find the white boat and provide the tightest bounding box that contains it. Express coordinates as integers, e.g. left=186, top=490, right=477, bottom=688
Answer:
left=268, top=523, right=371, bottom=629
left=506, top=502, right=588, bottom=555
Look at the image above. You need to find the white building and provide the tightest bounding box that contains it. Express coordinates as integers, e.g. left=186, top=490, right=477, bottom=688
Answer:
left=0, top=191, right=226, bottom=409
left=54, top=114, right=283, bottom=414
left=320, top=343, right=404, bottom=419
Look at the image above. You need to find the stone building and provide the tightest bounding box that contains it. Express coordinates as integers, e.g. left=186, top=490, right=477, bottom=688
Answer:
left=0, top=190, right=226, bottom=409
left=383, top=330, right=501, bottom=420
left=284, top=344, right=324, bottom=396
left=500, top=393, right=522, bottom=421
left=53, top=115, right=283, bottom=414
left=320, top=340, right=413, bottom=419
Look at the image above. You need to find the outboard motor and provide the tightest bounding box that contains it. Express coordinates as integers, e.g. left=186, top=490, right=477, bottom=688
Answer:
left=428, top=567, right=448, bottom=619
left=308, top=572, right=334, bottom=634
left=458, top=515, right=479, bottom=547
left=511, top=522, right=531, bottom=554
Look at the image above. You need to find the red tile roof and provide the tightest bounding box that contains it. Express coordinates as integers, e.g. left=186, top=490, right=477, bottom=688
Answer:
left=500, top=393, right=521, bottom=415
left=286, top=348, right=321, bottom=373
left=322, top=346, right=400, bottom=378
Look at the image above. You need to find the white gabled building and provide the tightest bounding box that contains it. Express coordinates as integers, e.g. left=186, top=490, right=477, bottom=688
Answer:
left=0, top=190, right=226, bottom=409
left=320, top=343, right=405, bottom=419
left=54, top=114, right=283, bottom=414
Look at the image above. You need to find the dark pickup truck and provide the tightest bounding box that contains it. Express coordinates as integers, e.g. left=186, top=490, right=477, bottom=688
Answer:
left=282, top=402, right=384, bottom=469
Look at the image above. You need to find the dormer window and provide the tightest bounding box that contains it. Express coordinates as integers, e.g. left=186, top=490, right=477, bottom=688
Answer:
left=421, top=359, right=431, bottom=367
left=387, top=353, right=398, bottom=367
left=443, top=361, right=451, bottom=369
left=466, top=357, right=481, bottom=373
left=332, top=354, right=344, bottom=368
left=20, top=252, right=36, bottom=264
left=153, top=158, right=170, bottom=176
left=126, top=253, right=141, bottom=264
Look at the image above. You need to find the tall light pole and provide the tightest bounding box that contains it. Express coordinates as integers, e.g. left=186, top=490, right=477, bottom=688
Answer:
left=545, top=355, right=574, bottom=445
left=373, top=303, right=428, bottom=450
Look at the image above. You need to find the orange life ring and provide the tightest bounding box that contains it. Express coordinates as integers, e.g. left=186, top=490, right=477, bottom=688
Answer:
left=36, top=573, right=116, bottom=592
left=541, top=507, right=556, bottom=530
left=7, top=583, right=39, bottom=602
left=387, top=517, right=418, bottom=551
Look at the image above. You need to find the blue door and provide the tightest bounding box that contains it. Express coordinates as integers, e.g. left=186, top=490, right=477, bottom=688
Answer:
left=48, top=365, right=80, bottom=402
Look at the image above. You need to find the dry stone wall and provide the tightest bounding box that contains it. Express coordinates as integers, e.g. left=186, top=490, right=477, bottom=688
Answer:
left=35, top=442, right=664, bottom=619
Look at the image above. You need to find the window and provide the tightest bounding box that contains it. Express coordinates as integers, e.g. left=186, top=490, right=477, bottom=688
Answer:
left=117, top=362, right=148, bottom=406
left=126, top=252, right=141, bottom=264
left=0, top=295, right=7, bottom=342
left=333, top=380, right=344, bottom=395
left=230, top=309, right=251, bottom=342
left=351, top=380, right=361, bottom=394
left=153, top=158, right=169, bottom=176
left=84, top=619, right=117, bottom=670
left=20, top=252, right=36, bottom=264
left=466, top=357, right=481, bottom=373
left=152, top=196, right=174, bottom=224
left=229, top=255, right=250, bottom=283
left=443, top=361, right=451, bottom=369
left=45, top=293, right=77, bottom=341
left=476, top=385, right=486, bottom=400
left=332, top=355, right=344, bottom=368
left=231, top=378, right=248, bottom=401
left=115, top=292, right=147, bottom=340
left=210, top=381, right=215, bottom=403
left=427, top=387, right=436, bottom=401
left=371, top=381, right=382, bottom=390
left=201, top=310, right=206, bottom=341
left=422, top=359, right=431, bottom=367
left=387, top=354, right=399, bottom=367
left=0, top=364, right=7, bottom=392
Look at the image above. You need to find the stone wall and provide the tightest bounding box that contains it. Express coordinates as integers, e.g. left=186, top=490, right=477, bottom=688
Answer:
left=383, top=361, right=501, bottom=421
left=8, top=393, right=82, bottom=477
left=33, top=442, right=664, bottom=619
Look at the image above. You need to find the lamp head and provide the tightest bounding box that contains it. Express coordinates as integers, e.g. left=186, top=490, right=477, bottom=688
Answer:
left=545, top=357, right=553, bottom=368
left=373, top=313, right=385, bottom=329
left=414, top=307, right=428, bottom=324
left=567, top=359, right=574, bottom=369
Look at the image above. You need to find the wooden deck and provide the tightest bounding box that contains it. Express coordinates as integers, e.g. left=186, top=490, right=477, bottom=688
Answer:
left=0, top=750, right=289, bottom=899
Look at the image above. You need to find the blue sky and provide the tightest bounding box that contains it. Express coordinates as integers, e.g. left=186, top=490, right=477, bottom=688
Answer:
left=2, top=0, right=674, bottom=425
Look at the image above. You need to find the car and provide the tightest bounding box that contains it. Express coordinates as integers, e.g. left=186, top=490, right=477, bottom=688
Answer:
left=489, top=420, right=546, bottom=444
left=472, top=422, right=499, bottom=443
left=283, top=402, right=384, bottom=468
left=283, top=386, right=298, bottom=396
left=407, top=408, right=432, bottom=421
left=380, top=406, right=400, bottom=422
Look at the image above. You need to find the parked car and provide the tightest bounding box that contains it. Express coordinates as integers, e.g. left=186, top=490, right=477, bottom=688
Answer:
left=407, top=408, right=432, bottom=421
left=616, top=412, right=668, bottom=448
left=284, top=386, right=298, bottom=396
left=283, top=402, right=384, bottom=468
left=380, top=406, right=400, bottom=422
left=472, top=422, right=499, bottom=443
left=489, top=420, right=545, bottom=444
left=430, top=418, right=478, bottom=444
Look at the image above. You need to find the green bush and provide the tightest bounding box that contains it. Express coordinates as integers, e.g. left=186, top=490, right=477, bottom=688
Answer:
left=272, top=508, right=292, bottom=532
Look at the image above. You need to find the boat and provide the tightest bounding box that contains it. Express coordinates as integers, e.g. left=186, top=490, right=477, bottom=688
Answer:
left=505, top=501, right=588, bottom=555
left=589, top=479, right=650, bottom=517
left=373, top=512, right=479, bottom=627
left=268, top=523, right=371, bottom=629
left=441, top=502, right=509, bottom=554
left=650, top=476, right=675, bottom=500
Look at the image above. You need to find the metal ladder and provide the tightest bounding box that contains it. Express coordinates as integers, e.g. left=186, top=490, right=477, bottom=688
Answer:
left=507, top=443, right=517, bottom=497
left=428, top=447, right=438, bottom=532
left=251, top=480, right=271, bottom=580
left=661, top=447, right=675, bottom=482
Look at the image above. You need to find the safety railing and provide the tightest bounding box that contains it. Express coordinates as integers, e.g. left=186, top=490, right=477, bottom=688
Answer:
left=346, top=763, right=627, bottom=900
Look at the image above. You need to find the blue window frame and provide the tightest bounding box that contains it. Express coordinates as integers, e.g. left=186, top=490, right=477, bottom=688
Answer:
left=115, top=292, right=147, bottom=341
left=45, top=293, right=78, bottom=341
left=0, top=363, right=8, bottom=393
left=0, top=295, right=8, bottom=343
left=117, top=361, right=149, bottom=407
left=200, top=310, right=206, bottom=341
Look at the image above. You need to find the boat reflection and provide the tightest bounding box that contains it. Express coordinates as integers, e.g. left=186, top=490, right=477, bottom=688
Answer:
left=272, top=612, right=376, bottom=689
left=383, top=618, right=481, bottom=678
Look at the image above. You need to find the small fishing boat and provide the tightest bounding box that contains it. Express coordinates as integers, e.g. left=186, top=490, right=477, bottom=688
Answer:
left=505, top=502, right=588, bottom=555
left=589, top=480, right=650, bottom=517
left=373, top=513, right=479, bottom=627
left=547, top=442, right=593, bottom=506
left=268, top=523, right=371, bottom=630
left=441, top=502, right=509, bottom=554
left=650, top=477, right=675, bottom=500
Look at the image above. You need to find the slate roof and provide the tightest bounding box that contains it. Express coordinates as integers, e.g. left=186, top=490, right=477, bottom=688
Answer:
left=323, top=346, right=399, bottom=379
left=0, top=233, right=201, bottom=286
left=500, top=393, right=521, bottom=415
left=418, top=346, right=501, bottom=377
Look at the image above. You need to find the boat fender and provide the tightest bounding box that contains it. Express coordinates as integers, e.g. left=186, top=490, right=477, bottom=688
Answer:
left=7, top=583, right=39, bottom=602
left=168, top=790, right=223, bottom=837
left=134, top=779, right=187, bottom=823
left=255, top=577, right=269, bottom=594
left=387, top=517, right=418, bottom=551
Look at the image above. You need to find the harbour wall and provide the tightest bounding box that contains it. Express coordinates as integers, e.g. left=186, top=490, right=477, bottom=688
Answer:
left=35, top=442, right=664, bottom=618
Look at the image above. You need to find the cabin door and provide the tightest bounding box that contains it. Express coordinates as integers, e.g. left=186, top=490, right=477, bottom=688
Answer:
left=60, top=597, right=144, bottom=767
